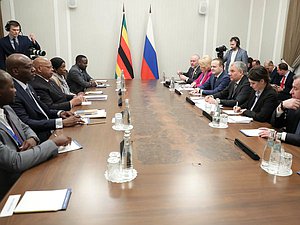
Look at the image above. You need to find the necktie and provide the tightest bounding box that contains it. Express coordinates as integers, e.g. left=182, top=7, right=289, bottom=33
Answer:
left=213, top=76, right=217, bottom=89
left=3, top=108, right=24, bottom=147
left=25, top=86, right=49, bottom=119
left=250, top=92, right=260, bottom=111
left=280, top=76, right=286, bottom=88
left=12, top=38, right=19, bottom=51
left=232, top=83, right=238, bottom=97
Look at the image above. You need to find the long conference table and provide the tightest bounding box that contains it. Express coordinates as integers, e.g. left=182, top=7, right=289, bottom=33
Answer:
left=1, top=80, right=300, bottom=225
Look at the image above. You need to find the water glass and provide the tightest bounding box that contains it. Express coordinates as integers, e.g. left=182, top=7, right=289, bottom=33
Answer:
left=220, top=114, right=228, bottom=126
left=107, top=157, right=121, bottom=181
left=115, top=113, right=123, bottom=129
left=204, top=102, right=212, bottom=113
left=279, top=152, right=293, bottom=176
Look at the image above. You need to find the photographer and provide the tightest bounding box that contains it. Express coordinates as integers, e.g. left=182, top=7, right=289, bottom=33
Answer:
left=0, top=20, right=41, bottom=70
left=222, top=36, right=248, bottom=73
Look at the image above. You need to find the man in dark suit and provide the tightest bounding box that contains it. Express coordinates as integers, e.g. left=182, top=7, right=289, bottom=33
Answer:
left=67, top=55, right=97, bottom=94
left=177, top=54, right=201, bottom=84
left=259, top=74, right=300, bottom=146
left=234, top=66, right=278, bottom=122
left=30, top=57, right=84, bottom=111
left=0, top=70, right=71, bottom=200
left=0, top=20, right=41, bottom=70
left=6, top=54, right=83, bottom=142
left=273, top=63, right=294, bottom=101
left=192, top=58, right=230, bottom=95
left=223, top=37, right=248, bottom=73
left=264, top=60, right=280, bottom=84
left=205, top=61, right=251, bottom=107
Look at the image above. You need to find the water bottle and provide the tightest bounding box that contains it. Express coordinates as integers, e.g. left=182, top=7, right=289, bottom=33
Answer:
left=122, top=99, right=131, bottom=130
left=212, top=98, right=221, bottom=126
left=260, top=129, right=275, bottom=172
left=268, top=133, right=283, bottom=175
left=121, top=130, right=133, bottom=179
left=170, top=76, right=175, bottom=91
left=121, top=70, right=126, bottom=91
left=162, top=72, right=166, bottom=82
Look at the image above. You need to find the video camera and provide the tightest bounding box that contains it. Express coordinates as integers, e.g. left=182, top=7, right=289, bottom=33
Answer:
left=215, top=45, right=227, bottom=59
left=28, top=47, right=46, bottom=59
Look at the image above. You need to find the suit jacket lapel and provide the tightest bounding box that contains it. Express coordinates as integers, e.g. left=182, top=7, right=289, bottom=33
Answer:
left=0, top=123, right=20, bottom=147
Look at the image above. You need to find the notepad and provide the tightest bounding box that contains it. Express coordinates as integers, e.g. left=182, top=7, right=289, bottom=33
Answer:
left=85, top=90, right=103, bottom=95
left=84, top=95, right=108, bottom=101
left=228, top=116, right=253, bottom=123
left=58, top=140, right=82, bottom=154
left=240, top=129, right=260, bottom=137
left=74, top=109, right=106, bottom=118
left=223, top=110, right=241, bottom=115
left=14, top=188, right=72, bottom=213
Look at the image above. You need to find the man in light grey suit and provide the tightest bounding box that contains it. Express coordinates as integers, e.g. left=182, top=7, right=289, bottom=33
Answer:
left=223, top=36, right=248, bottom=73
left=0, top=70, right=71, bottom=200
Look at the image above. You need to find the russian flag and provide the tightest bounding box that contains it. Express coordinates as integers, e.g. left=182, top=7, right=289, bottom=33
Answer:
left=141, top=6, right=159, bottom=79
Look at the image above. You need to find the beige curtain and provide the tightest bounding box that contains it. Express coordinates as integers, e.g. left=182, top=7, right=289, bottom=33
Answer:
left=283, top=0, right=300, bottom=71
left=0, top=3, right=3, bottom=38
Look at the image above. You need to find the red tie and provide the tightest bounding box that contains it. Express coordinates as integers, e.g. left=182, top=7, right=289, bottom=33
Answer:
left=280, top=76, right=286, bottom=88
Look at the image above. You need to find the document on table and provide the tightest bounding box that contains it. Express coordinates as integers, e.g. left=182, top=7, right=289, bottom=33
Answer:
left=14, top=188, right=72, bottom=213
left=85, top=90, right=103, bottom=95
left=84, top=95, right=108, bottom=101
left=74, top=109, right=106, bottom=118
left=228, top=116, right=253, bottom=123
left=58, top=140, right=82, bottom=154
left=240, top=129, right=260, bottom=137
left=223, top=110, right=240, bottom=115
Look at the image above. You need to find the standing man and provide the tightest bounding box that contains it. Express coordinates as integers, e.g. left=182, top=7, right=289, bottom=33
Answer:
left=177, top=54, right=201, bottom=84
left=30, top=57, right=84, bottom=111
left=191, top=58, right=230, bottom=95
left=0, top=70, right=71, bottom=200
left=6, top=54, right=82, bottom=142
left=0, top=20, right=41, bottom=70
left=259, top=74, right=300, bottom=146
left=223, top=37, right=248, bottom=73
left=205, top=61, right=251, bottom=107
left=67, top=55, right=97, bottom=94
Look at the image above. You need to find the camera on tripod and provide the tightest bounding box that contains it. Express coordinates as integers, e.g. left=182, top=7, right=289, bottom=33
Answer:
left=215, top=45, right=227, bottom=59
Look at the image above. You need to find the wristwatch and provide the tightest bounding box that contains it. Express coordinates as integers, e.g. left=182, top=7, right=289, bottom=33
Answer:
left=280, top=101, right=285, bottom=111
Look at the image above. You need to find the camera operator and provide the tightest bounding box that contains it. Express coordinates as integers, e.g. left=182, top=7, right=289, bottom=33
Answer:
left=0, top=20, right=41, bottom=70
left=222, top=36, right=248, bottom=73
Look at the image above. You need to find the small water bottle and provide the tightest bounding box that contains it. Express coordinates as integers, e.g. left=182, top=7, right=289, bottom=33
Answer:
left=169, top=76, right=175, bottom=91
left=268, top=133, right=283, bottom=175
left=212, top=98, right=221, bottom=127
left=122, top=99, right=131, bottom=130
left=121, top=70, right=126, bottom=91
left=162, top=72, right=166, bottom=82
left=260, top=129, right=275, bottom=172
left=121, top=131, right=133, bottom=179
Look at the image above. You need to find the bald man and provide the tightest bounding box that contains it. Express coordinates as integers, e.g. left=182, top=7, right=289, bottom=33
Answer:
left=7, top=54, right=82, bottom=142
left=177, top=54, right=201, bottom=84
left=29, top=57, right=84, bottom=111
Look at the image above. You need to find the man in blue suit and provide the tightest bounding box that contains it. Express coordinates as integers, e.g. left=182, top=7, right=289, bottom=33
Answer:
left=6, top=54, right=83, bottom=142
left=223, top=37, right=248, bottom=73
left=192, top=58, right=230, bottom=95
left=0, top=20, right=41, bottom=70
